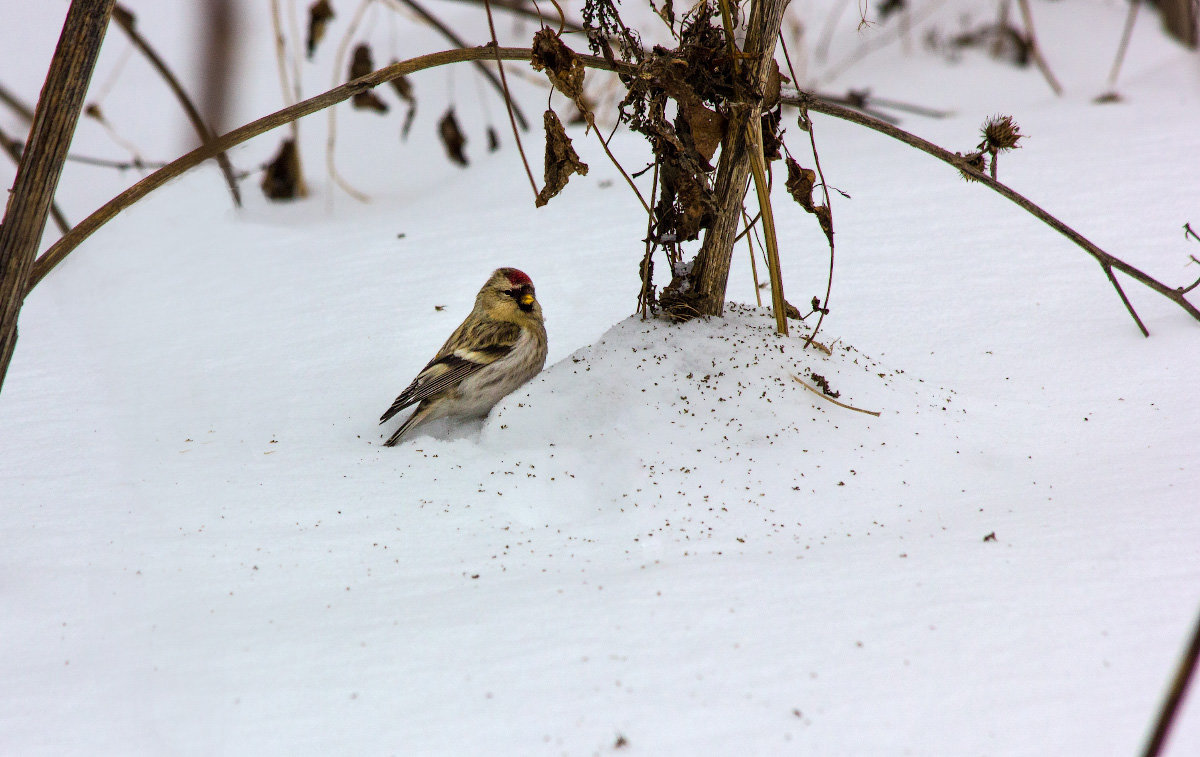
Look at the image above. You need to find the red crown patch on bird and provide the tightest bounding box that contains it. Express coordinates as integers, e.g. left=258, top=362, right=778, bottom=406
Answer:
left=503, top=268, right=532, bottom=287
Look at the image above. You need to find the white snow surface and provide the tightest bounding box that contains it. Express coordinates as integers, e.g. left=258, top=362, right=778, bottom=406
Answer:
left=2, top=1, right=1199, bottom=754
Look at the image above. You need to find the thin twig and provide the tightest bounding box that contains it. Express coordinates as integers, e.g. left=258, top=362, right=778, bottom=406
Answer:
left=581, top=111, right=650, bottom=214
left=813, top=1, right=847, bottom=64
left=1141, top=606, right=1200, bottom=757
left=1106, top=0, right=1141, bottom=93
left=0, top=81, right=34, bottom=123
left=781, top=34, right=835, bottom=348
left=484, top=0, right=537, bottom=199
left=0, top=126, right=70, bottom=235
left=31, top=46, right=609, bottom=289
left=441, top=0, right=586, bottom=33
left=1102, top=261, right=1149, bottom=337
left=820, top=0, right=949, bottom=84
left=111, top=5, right=242, bottom=206
left=792, top=374, right=882, bottom=416
left=741, top=208, right=763, bottom=307
left=390, top=0, right=530, bottom=130
left=782, top=89, right=1200, bottom=331
left=268, top=0, right=308, bottom=196
left=639, top=161, right=659, bottom=318
left=326, top=0, right=373, bottom=202
left=733, top=211, right=763, bottom=244
left=1015, top=0, right=1063, bottom=96
left=268, top=0, right=295, bottom=110
left=798, top=103, right=835, bottom=351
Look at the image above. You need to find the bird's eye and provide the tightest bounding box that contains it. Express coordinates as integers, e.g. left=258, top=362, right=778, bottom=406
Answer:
left=504, top=289, right=518, bottom=298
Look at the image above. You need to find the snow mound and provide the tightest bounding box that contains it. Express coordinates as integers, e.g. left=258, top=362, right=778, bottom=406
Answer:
left=393, top=302, right=980, bottom=553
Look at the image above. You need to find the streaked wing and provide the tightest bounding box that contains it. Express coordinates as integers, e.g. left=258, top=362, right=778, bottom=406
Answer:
left=380, top=323, right=520, bottom=424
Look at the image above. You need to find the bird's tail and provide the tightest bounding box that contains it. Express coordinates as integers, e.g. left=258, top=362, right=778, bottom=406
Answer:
left=382, top=401, right=436, bottom=446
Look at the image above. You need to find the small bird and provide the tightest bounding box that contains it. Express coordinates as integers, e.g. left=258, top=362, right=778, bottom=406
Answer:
left=380, top=267, right=548, bottom=446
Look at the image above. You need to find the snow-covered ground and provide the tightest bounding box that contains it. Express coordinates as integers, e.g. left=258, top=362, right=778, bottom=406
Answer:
left=2, top=1, right=1198, bottom=754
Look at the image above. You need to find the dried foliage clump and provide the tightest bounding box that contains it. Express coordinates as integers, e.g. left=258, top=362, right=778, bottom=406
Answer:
left=617, top=4, right=743, bottom=306
left=582, top=0, right=644, bottom=63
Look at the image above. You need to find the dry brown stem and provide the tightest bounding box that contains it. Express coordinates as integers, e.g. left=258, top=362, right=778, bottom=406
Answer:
left=485, top=1, right=537, bottom=199
left=111, top=4, right=242, bottom=206
left=1015, top=0, right=1063, bottom=96
left=31, top=47, right=613, bottom=289
left=391, top=0, right=531, bottom=130
left=1, top=0, right=115, bottom=390
left=783, top=90, right=1200, bottom=332
left=791, top=374, right=881, bottom=416
left=1141, top=607, right=1200, bottom=757
left=0, top=125, right=71, bottom=235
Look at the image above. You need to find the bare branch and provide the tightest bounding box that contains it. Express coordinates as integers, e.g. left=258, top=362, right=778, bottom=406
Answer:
left=388, top=0, right=531, bottom=130
left=783, top=89, right=1200, bottom=331
left=0, top=81, right=35, bottom=123
left=111, top=4, right=242, bottom=206
left=31, top=46, right=619, bottom=289
left=1141, top=607, right=1200, bottom=757
left=792, top=374, right=882, bottom=416
left=2, top=0, right=114, bottom=390
left=0, top=125, right=70, bottom=235
left=1105, top=0, right=1141, bottom=94
left=1015, top=0, right=1063, bottom=96
left=484, top=1, right=537, bottom=198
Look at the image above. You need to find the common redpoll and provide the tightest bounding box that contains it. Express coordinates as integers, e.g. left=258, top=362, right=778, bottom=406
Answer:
left=380, top=267, right=548, bottom=446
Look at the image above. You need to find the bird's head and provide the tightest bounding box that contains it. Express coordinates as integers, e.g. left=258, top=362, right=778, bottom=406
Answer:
left=478, top=267, right=543, bottom=324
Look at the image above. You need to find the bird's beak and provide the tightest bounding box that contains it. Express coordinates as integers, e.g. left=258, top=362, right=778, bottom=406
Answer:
left=519, top=293, right=535, bottom=307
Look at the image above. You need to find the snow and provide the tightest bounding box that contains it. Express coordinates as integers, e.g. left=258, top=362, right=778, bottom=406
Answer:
left=2, top=1, right=1199, bottom=754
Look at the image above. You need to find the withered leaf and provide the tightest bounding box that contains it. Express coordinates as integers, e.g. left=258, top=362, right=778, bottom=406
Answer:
left=487, top=126, right=500, bottom=152
left=349, top=44, right=387, bottom=112
left=387, top=59, right=417, bottom=139
left=387, top=66, right=415, bottom=103
left=763, top=59, right=785, bottom=111
left=531, top=28, right=585, bottom=103
left=814, top=204, right=834, bottom=240
left=681, top=102, right=726, bottom=163
left=349, top=43, right=373, bottom=79
left=761, top=106, right=783, bottom=162
left=438, top=108, right=468, bottom=166
left=261, top=138, right=307, bottom=201
left=785, top=157, right=817, bottom=212
left=786, top=157, right=833, bottom=242
left=306, top=0, right=335, bottom=59
left=535, top=109, right=588, bottom=208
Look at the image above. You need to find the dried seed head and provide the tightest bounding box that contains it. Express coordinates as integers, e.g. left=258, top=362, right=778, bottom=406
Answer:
left=958, top=151, right=987, bottom=181
left=981, top=114, right=1024, bottom=152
